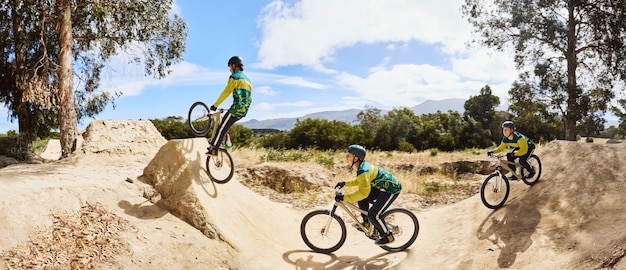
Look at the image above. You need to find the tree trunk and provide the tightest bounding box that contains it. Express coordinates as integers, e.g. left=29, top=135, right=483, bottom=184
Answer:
left=564, top=0, right=578, bottom=141
left=56, top=0, right=77, bottom=158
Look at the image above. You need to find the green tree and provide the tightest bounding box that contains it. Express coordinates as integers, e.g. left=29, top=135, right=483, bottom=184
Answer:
left=508, top=78, right=562, bottom=142
left=375, top=108, right=417, bottom=151
left=462, top=0, right=626, bottom=141
left=356, top=106, right=383, bottom=148
left=0, top=0, right=187, bottom=158
left=611, top=98, right=626, bottom=137
left=150, top=116, right=191, bottom=140
left=463, top=85, right=500, bottom=141
left=288, top=118, right=360, bottom=150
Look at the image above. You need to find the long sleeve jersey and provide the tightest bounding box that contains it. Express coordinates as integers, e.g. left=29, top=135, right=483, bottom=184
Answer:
left=493, top=131, right=535, bottom=157
left=213, top=71, right=252, bottom=118
left=343, top=161, right=402, bottom=202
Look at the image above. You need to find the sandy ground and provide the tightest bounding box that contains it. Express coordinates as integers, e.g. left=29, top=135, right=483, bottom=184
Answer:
left=1, top=120, right=626, bottom=270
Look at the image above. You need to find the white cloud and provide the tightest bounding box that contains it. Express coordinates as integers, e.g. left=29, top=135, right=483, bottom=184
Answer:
left=256, top=0, right=469, bottom=69
left=255, top=86, right=278, bottom=96
left=336, top=64, right=489, bottom=107
left=275, top=77, right=327, bottom=89
left=254, top=101, right=314, bottom=111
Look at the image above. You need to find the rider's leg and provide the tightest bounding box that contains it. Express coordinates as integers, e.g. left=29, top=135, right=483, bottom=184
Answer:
left=207, top=113, right=240, bottom=154
left=353, top=190, right=378, bottom=232
left=370, top=192, right=399, bottom=245
left=368, top=192, right=397, bottom=235
left=357, top=189, right=378, bottom=223
left=518, top=151, right=534, bottom=176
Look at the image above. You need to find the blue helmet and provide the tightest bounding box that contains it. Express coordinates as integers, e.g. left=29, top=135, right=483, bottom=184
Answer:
left=347, top=144, right=366, bottom=160
left=502, top=121, right=515, bottom=130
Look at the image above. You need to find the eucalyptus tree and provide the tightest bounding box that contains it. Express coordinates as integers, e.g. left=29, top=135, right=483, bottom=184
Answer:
left=462, top=0, right=626, bottom=141
left=0, top=0, right=187, bottom=157
left=463, top=85, right=500, bottom=141
left=611, top=98, right=626, bottom=137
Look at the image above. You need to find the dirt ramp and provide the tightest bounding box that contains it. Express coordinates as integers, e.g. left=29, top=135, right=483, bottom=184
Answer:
left=531, top=140, right=626, bottom=268
left=81, top=120, right=166, bottom=157
left=139, top=138, right=306, bottom=268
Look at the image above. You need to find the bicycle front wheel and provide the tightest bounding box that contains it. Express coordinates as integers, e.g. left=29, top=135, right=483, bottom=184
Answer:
left=300, top=210, right=347, bottom=254
left=480, top=173, right=510, bottom=209
left=521, top=154, right=542, bottom=185
left=379, top=208, right=419, bottom=252
left=188, top=101, right=212, bottom=137
left=206, top=148, right=234, bottom=184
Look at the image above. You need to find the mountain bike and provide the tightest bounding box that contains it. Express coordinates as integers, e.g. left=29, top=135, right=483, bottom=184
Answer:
left=187, top=101, right=234, bottom=184
left=300, top=187, right=419, bottom=254
left=480, top=152, right=542, bottom=209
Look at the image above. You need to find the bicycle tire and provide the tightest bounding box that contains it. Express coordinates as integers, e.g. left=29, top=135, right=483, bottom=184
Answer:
left=300, top=209, right=347, bottom=254
left=206, top=148, right=235, bottom=184
left=379, top=208, right=419, bottom=252
left=188, top=101, right=212, bottom=137
left=521, top=154, right=542, bottom=185
left=480, top=173, right=510, bottom=209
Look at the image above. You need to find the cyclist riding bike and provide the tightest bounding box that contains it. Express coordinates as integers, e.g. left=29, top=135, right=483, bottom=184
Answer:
left=206, top=56, right=252, bottom=155
left=487, top=121, right=536, bottom=180
left=334, top=144, right=402, bottom=245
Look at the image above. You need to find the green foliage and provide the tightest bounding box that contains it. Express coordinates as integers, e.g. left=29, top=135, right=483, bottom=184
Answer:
left=226, top=124, right=254, bottom=146
left=424, top=181, right=444, bottom=195
left=260, top=149, right=312, bottom=162
left=397, top=139, right=416, bottom=153
left=464, top=85, right=500, bottom=140
left=150, top=117, right=192, bottom=140
left=585, top=137, right=594, bottom=143
left=429, top=148, right=439, bottom=157
left=462, top=0, right=626, bottom=141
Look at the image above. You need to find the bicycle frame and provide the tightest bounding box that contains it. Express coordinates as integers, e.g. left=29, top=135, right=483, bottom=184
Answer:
left=331, top=187, right=386, bottom=236
left=491, top=150, right=534, bottom=180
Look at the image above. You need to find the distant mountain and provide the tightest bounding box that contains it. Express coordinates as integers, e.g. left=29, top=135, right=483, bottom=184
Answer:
left=410, top=98, right=465, bottom=115
left=240, top=98, right=467, bottom=130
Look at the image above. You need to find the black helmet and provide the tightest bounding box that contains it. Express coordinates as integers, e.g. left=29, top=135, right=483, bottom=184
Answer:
left=228, top=56, right=243, bottom=67
left=502, top=121, right=515, bottom=130
left=347, top=144, right=366, bottom=160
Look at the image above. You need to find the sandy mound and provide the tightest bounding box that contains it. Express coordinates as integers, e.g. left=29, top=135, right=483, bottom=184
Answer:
left=138, top=138, right=310, bottom=268
left=80, top=120, right=166, bottom=158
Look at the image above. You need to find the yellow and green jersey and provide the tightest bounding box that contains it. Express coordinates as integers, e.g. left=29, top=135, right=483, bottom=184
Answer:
left=344, top=161, right=402, bottom=202
left=213, top=71, right=252, bottom=118
left=493, top=131, right=535, bottom=157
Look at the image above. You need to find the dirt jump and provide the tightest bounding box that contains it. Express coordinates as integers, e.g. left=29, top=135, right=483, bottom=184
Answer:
left=1, top=120, right=625, bottom=269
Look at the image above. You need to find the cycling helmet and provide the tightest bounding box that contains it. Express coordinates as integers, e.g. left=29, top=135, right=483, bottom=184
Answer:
left=347, top=144, right=366, bottom=160
left=228, top=56, right=243, bottom=67
left=502, top=121, right=515, bottom=130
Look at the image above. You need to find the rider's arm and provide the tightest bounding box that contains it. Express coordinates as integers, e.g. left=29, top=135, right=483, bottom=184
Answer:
left=213, top=76, right=237, bottom=107
left=492, top=140, right=506, bottom=153
left=343, top=173, right=371, bottom=203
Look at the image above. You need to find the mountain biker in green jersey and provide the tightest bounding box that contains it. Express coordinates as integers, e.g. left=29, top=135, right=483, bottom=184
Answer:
left=206, top=56, right=252, bottom=155
left=334, top=144, right=402, bottom=246
left=487, top=121, right=536, bottom=180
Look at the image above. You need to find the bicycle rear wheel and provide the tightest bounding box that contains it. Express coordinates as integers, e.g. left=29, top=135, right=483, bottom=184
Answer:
left=206, top=148, right=234, bottom=184
left=521, top=154, right=542, bottom=185
left=379, top=208, right=419, bottom=252
left=300, top=210, right=347, bottom=254
left=480, top=173, right=510, bottom=209
left=188, top=101, right=211, bottom=137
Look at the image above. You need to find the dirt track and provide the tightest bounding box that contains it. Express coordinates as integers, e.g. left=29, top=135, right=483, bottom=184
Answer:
left=1, top=120, right=625, bottom=269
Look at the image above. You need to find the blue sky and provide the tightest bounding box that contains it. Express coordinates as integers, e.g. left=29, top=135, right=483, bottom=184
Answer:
left=0, top=0, right=590, bottom=133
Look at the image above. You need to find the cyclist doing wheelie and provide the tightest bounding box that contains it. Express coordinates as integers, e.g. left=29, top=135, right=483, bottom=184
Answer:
left=334, top=144, right=402, bottom=245
left=206, top=56, right=252, bottom=155
left=487, top=121, right=536, bottom=180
